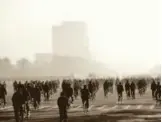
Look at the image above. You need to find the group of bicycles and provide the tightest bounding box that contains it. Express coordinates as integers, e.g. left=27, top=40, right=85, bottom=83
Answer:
left=0, top=76, right=161, bottom=122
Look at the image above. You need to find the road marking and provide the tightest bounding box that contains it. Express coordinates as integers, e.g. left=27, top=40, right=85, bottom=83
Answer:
left=69, top=105, right=82, bottom=111
left=136, top=105, right=142, bottom=109
left=45, top=105, right=58, bottom=111
left=96, top=105, right=107, bottom=110
left=149, top=105, right=155, bottom=109
left=101, top=105, right=118, bottom=112
left=88, top=105, right=94, bottom=110
left=123, top=105, right=130, bottom=110
left=0, top=106, right=12, bottom=110
left=52, top=105, right=58, bottom=109
left=75, top=105, right=82, bottom=109
left=6, top=107, right=13, bottom=111
left=147, top=114, right=161, bottom=118
left=68, top=105, right=83, bottom=112
left=38, top=106, right=50, bottom=110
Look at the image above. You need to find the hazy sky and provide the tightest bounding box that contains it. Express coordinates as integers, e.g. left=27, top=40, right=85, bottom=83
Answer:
left=0, top=0, right=160, bottom=75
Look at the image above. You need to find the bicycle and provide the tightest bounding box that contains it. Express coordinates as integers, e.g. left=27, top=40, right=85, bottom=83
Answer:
left=0, top=98, right=6, bottom=108
left=155, top=91, right=161, bottom=106
left=118, top=93, right=123, bottom=104
left=90, top=92, right=96, bottom=102
left=24, top=101, right=30, bottom=119
left=60, top=114, right=68, bottom=122
left=82, top=100, right=89, bottom=114
left=18, top=105, right=25, bottom=122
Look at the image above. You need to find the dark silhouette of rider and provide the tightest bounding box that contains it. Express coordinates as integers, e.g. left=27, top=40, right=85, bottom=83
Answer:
left=67, top=84, right=74, bottom=104
left=155, top=82, right=161, bottom=101
left=103, top=80, right=108, bottom=97
left=117, top=82, right=124, bottom=101
left=81, top=85, right=90, bottom=112
left=57, top=92, right=69, bottom=122
left=12, top=85, right=25, bottom=122
left=130, top=82, right=136, bottom=99
left=125, top=80, right=131, bottom=98
left=33, top=85, right=41, bottom=109
left=0, top=83, right=7, bottom=106
left=88, top=81, right=93, bottom=98
left=43, top=82, right=50, bottom=101
left=151, top=80, right=157, bottom=99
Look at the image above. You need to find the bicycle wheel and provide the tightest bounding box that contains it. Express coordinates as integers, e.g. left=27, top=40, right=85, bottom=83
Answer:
left=83, top=102, right=88, bottom=113
left=61, top=118, right=68, bottom=122
left=118, top=94, right=122, bottom=104
left=19, top=108, right=24, bottom=122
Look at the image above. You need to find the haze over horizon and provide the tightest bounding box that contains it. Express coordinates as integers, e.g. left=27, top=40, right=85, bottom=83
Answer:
left=0, top=0, right=160, bottom=75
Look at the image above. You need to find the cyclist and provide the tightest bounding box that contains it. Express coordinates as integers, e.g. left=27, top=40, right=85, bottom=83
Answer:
left=103, top=80, right=108, bottom=97
left=117, top=82, right=124, bottom=104
left=130, top=81, right=136, bottom=99
left=22, top=85, right=30, bottom=118
left=0, top=83, right=7, bottom=107
left=12, top=85, right=25, bottom=122
left=81, top=85, right=90, bottom=113
left=151, top=80, right=157, bottom=99
left=67, top=84, right=74, bottom=104
left=88, top=81, right=93, bottom=99
left=125, top=80, right=131, bottom=99
left=57, top=92, right=69, bottom=122
left=155, top=82, right=161, bottom=104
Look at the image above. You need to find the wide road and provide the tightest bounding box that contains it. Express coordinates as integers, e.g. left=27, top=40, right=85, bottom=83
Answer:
left=0, top=85, right=161, bottom=122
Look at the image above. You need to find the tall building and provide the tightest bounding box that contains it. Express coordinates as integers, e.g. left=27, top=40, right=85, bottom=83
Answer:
left=52, top=21, right=91, bottom=60
left=33, top=21, right=116, bottom=77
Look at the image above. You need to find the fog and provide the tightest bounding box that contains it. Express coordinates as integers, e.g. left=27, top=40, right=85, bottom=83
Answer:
left=0, top=0, right=160, bottom=75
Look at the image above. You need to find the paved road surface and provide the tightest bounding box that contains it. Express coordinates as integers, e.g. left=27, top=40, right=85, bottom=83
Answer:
left=0, top=86, right=161, bottom=122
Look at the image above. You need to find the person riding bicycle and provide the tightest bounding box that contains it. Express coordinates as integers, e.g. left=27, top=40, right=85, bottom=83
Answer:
left=22, top=85, right=31, bottom=118
left=73, top=81, right=80, bottom=99
left=57, top=92, right=69, bottom=122
left=103, top=80, right=108, bottom=97
left=13, top=81, right=18, bottom=92
left=125, top=80, right=131, bottom=99
left=155, top=82, right=161, bottom=101
left=117, top=82, right=124, bottom=103
left=81, top=85, right=90, bottom=113
left=88, top=81, right=93, bottom=99
left=32, top=84, right=41, bottom=109
left=66, top=84, right=74, bottom=104
left=0, top=83, right=7, bottom=107
left=12, top=85, right=26, bottom=122
left=43, top=82, right=50, bottom=101
left=130, top=81, right=136, bottom=99
left=151, top=80, right=157, bottom=99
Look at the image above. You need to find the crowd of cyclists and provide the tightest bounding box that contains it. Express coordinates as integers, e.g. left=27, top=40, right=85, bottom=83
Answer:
left=12, top=80, right=59, bottom=122
left=0, top=76, right=161, bottom=122
left=57, top=76, right=161, bottom=122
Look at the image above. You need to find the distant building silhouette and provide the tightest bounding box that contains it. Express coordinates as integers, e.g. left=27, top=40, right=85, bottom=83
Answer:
left=35, top=53, right=53, bottom=64
left=32, top=21, right=116, bottom=77
left=52, top=21, right=91, bottom=60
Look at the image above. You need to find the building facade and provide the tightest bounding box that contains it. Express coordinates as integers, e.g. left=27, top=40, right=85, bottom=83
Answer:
left=52, top=21, right=91, bottom=60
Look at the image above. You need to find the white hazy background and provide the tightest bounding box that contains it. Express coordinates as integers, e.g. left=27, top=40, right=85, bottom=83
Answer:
left=0, top=0, right=161, bottom=75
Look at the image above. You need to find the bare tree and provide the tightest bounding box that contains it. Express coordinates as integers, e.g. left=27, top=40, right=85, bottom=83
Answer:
left=15, top=58, right=32, bottom=77
left=0, top=57, right=13, bottom=77
left=16, top=58, right=31, bottom=69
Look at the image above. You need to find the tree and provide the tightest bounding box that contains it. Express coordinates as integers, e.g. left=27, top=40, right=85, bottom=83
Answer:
left=0, top=57, right=13, bottom=77
left=0, top=57, right=12, bottom=69
left=16, top=58, right=31, bottom=70
left=15, top=58, right=32, bottom=77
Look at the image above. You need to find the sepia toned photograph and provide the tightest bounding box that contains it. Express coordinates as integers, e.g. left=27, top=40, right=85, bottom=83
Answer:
left=0, top=0, right=161, bottom=122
